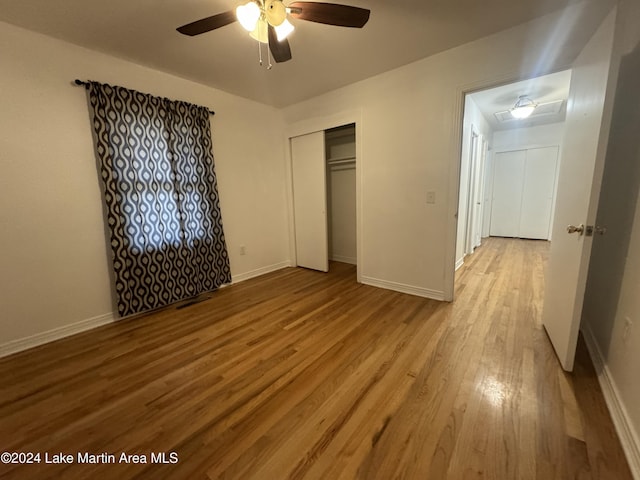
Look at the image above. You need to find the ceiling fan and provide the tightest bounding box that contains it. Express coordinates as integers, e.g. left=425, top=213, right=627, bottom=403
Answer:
left=176, top=1, right=370, bottom=65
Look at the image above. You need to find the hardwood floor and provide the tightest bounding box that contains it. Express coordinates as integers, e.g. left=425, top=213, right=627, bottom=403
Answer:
left=0, top=237, right=632, bottom=479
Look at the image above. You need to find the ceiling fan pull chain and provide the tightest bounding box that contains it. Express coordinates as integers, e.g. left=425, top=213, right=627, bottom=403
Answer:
left=267, top=44, right=273, bottom=70
left=258, top=40, right=263, bottom=66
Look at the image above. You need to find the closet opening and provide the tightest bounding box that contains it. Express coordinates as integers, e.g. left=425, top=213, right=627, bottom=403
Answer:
left=289, top=121, right=358, bottom=277
left=325, top=124, right=357, bottom=267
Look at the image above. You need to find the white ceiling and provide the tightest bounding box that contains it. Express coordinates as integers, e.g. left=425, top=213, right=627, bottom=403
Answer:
left=0, top=0, right=605, bottom=107
left=469, top=70, right=573, bottom=131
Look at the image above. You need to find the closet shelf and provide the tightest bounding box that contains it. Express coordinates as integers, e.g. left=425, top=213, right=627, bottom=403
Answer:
left=327, top=156, right=356, bottom=165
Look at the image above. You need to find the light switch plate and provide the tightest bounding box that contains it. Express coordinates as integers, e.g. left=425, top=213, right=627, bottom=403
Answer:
left=426, top=191, right=436, bottom=204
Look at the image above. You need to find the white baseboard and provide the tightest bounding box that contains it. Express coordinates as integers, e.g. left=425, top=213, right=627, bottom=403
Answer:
left=583, top=326, right=640, bottom=479
left=360, top=276, right=445, bottom=301
left=330, top=254, right=357, bottom=265
left=0, top=312, right=115, bottom=359
left=231, top=261, right=291, bottom=284
left=455, top=257, right=465, bottom=271
left=0, top=262, right=292, bottom=359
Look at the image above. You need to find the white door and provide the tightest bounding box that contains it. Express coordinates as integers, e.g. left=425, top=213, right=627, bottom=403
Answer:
left=490, top=150, right=526, bottom=237
left=473, top=137, right=488, bottom=247
left=465, top=133, right=480, bottom=254
left=542, top=11, right=617, bottom=371
left=481, top=151, right=493, bottom=238
left=518, top=146, right=558, bottom=239
left=291, top=132, right=329, bottom=272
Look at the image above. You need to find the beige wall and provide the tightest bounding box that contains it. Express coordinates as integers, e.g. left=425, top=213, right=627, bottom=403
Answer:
left=0, top=21, right=290, bottom=351
left=283, top=1, right=612, bottom=300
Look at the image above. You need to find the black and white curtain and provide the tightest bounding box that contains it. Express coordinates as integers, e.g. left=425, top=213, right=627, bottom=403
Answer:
left=87, top=82, right=231, bottom=317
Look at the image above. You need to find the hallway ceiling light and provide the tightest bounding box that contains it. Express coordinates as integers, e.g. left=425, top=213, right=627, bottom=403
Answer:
left=510, top=95, right=538, bottom=119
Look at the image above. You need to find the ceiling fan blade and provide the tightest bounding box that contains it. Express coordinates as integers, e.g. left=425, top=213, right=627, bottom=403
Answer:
left=288, top=2, right=370, bottom=28
left=177, top=11, right=237, bottom=36
left=268, top=25, right=293, bottom=63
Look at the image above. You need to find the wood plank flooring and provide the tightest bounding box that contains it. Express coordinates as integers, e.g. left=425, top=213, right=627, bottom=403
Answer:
left=0, top=237, right=632, bottom=479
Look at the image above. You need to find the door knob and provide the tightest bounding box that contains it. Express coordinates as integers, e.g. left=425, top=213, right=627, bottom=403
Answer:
left=567, top=224, right=584, bottom=235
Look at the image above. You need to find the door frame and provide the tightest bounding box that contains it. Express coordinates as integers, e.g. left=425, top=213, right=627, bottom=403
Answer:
left=463, top=128, right=479, bottom=255
left=284, top=109, right=363, bottom=282
left=445, top=70, right=571, bottom=300
left=465, top=128, right=486, bottom=255
left=475, top=136, right=488, bottom=247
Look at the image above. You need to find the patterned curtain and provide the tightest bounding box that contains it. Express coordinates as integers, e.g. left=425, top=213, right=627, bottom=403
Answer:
left=87, top=82, right=231, bottom=317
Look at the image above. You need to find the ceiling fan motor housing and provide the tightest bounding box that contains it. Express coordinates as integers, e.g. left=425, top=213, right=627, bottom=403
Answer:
left=265, top=0, right=287, bottom=26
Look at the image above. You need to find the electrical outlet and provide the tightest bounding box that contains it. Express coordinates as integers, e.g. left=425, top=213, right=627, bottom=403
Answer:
left=240, top=245, right=246, bottom=256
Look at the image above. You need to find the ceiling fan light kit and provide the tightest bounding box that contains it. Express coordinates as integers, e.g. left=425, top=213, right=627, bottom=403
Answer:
left=236, top=2, right=261, bottom=31
left=510, top=95, right=538, bottom=119
left=237, top=0, right=293, bottom=44
left=275, top=19, right=295, bottom=41
left=177, top=1, right=371, bottom=66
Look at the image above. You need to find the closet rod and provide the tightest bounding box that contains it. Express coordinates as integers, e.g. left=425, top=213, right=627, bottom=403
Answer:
left=327, top=157, right=356, bottom=165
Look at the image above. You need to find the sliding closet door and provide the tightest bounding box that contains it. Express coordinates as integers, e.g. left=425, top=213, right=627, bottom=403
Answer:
left=490, top=150, right=526, bottom=237
left=291, top=132, right=329, bottom=272
left=519, top=146, right=559, bottom=239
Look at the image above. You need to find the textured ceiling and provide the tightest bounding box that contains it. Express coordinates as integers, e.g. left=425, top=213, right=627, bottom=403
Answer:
left=0, top=0, right=608, bottom=107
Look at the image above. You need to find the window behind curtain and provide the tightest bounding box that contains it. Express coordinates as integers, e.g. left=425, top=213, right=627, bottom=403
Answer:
left=87, top=82, right=231, bottom=317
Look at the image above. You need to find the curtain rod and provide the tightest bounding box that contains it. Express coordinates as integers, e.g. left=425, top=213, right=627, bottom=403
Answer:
left=73, top=79, right=215, bottom=116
